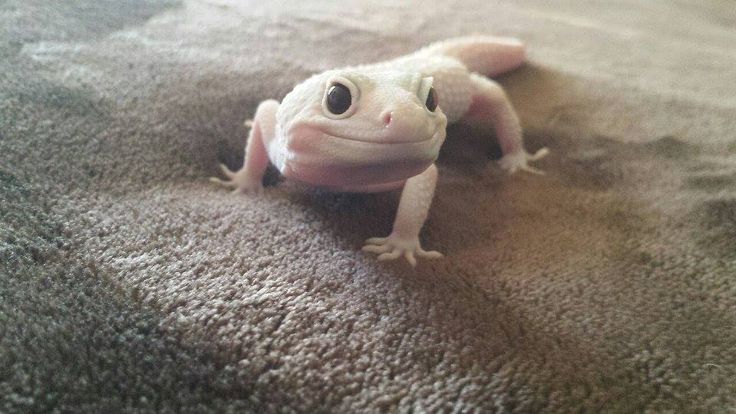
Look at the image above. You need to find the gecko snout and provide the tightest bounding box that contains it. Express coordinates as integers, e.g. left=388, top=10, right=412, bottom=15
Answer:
left=379, top=104, right=433, bottom=141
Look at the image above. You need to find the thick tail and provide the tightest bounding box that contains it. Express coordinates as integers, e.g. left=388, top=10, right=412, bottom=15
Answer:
left=420, top=35, right=526, bottom=77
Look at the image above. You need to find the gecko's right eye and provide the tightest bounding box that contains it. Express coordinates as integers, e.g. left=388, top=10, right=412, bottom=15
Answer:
left=322, top=76, right=359, bottom=119
left=326, top=83, right=352, bottom=115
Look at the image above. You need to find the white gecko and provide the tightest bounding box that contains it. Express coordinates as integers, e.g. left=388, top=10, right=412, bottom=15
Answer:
left=212, top=36, right=548, bottom=266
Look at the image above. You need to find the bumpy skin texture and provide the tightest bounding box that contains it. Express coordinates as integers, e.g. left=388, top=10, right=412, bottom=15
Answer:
left=213, top=36, right=548, bottom=266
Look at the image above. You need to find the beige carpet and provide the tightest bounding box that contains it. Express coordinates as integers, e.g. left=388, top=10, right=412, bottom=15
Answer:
left=2, top=0, right=735, bottom=412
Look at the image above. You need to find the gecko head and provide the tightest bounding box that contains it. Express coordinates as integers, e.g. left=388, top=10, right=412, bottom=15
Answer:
left=274, top=69, right=448, bottom=189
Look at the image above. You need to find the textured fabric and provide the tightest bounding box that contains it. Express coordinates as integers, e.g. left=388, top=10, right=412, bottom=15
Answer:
left=1, top=0, right=735, bottom=412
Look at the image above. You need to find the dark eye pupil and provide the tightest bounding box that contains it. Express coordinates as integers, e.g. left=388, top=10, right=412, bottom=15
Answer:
left=326, top=83, right=352, bottom=115
left=425, top=87, right=438, bottom=112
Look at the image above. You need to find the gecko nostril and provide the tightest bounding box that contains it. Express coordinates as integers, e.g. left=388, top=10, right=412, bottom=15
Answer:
left=382, top=111, right=393, bottom=127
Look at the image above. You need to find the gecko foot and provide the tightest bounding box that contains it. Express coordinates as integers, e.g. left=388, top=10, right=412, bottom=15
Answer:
left=498, top=147, right=549, bottom=175
left=209, top=163, right=264, bottom=194
left=362, top=234, right=443, bottom=267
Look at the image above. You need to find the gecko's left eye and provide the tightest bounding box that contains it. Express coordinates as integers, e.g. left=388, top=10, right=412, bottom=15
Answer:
left=425, top=87, right=437, bottom=112
left=418, top=77, right=438, bottom=113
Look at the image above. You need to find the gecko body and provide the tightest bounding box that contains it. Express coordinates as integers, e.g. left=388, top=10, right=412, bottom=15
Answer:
left=213, top=36, right=548, bottom=266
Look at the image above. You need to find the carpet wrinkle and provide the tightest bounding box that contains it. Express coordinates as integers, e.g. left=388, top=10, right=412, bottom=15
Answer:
left=503, top=65, right=736, bottom=148
left=70, top=183, right=613, bottom=410
left=446, top=126, right=736, bottom=409
left=0, top=172, right=268, bottom=413
left=685, top=172, right=736, bottom=192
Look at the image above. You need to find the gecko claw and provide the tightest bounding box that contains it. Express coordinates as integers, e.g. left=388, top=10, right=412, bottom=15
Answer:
left=498, top=147, right=549, bottom=175
left=363, top=234, right=443, bottom=266
left=210, top=164, right=264, bottom=194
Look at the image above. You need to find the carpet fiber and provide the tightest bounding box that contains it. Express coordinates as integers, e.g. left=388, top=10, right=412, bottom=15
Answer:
left=2, top=0, right=735, bottom=412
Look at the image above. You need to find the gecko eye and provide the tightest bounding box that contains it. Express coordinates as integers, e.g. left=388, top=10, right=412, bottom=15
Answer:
left=326, top=83, right=352, bottom=115
left=322, top=77, right=359, bottom=119
left=418, top=77, right=438, bottom=114
left=425, top=87, right=438, bottom=112
left=327, top=83, right=353, bottom=115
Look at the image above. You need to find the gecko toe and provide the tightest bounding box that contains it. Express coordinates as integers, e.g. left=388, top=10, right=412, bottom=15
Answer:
left=530, top=147, right=550, bottom=161
left=378, top=250, right=402, bottom=261
left=404, top=251, right=417, bottom=267
left=219, top=163, right=237, bottom=178
left=362, top=244, right=391, bottom=254
left=210, top=176, right=236, bottom=188
left=365, top=236, right=388, bottom=245
left=521, top=165, right=545, bottom=175
left=417, top=249, right=443, bottom=259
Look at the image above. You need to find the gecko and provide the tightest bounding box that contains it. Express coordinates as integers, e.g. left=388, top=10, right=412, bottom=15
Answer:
left=212, top=36, right=548, bottom=266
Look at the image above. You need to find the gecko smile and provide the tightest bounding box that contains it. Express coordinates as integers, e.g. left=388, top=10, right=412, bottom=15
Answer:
left=292, top=122, right=444, bottom=146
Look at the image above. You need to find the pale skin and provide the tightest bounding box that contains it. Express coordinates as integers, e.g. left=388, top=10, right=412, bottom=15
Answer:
left=212, top=36, right=548, bottom=266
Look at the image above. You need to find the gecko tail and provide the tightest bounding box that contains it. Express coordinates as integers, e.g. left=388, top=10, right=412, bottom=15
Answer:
left=421, top=35, right=526, bottom=77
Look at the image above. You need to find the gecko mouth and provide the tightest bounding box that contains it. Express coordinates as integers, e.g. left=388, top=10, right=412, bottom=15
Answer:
left=277, top=119, right=447, bottom=185
left=276, top=123, right=445, bottom=186
left=290, top=119, right=443, bottom=146
left=318, top=128, right=441, bottom=145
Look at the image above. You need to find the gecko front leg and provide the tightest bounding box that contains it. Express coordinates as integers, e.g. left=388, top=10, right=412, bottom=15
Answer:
left=211, top=99, right=279, bottom=193
left=362, top=164, right=443, bottom=267
left=464, top=73, right=548, bottom=174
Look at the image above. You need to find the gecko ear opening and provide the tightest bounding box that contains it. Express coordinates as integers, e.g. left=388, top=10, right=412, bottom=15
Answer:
left=322, top=76, right=360, bottom=119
